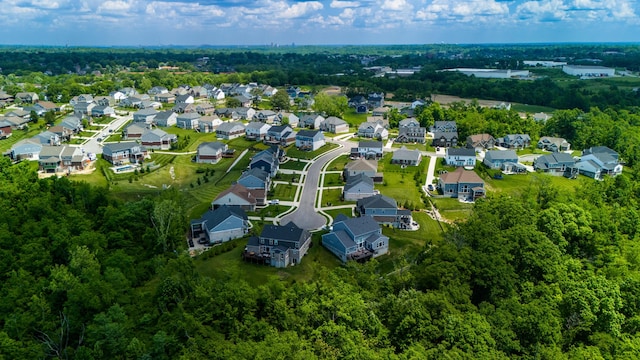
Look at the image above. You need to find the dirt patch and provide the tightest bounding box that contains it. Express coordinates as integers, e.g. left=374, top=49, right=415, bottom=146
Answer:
left=432, top=94, right=505, bottom=108
left=321, top=86, right=342, bottom=96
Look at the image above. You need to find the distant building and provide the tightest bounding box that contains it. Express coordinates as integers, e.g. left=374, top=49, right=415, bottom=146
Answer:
left=562, top=65, right=615, bottom=77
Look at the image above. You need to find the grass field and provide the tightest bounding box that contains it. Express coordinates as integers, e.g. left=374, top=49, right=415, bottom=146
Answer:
left=279, top=159, right=308, bottom=171
left=322, top=173, right=343, bottom=187
left=286, top=143, right=339, bottom=160
left=320, top=188, right=355, bottom=207
left=342, top=109, right=368, bottom=127
left=271, top=183, right=298, bottom=201
left=0, top=121, right=48, bottom=152
left=376, top=171, right=425, bottom=209
left=325, top=154, right=350, bottom=171
left=323, top=207, right=354, bottom=221
left=391, top=142, right=427, bottom=151
left=430, top=197, right=474, bottom=222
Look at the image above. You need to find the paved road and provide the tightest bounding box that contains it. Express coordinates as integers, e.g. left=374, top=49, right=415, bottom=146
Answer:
left=279, top=140, right=352, bottom=230
left=75, top=113, right=133, bottom=155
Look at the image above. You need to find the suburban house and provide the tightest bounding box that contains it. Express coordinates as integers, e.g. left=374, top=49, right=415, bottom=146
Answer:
left=300, top=114, right=325, bottom=129
left=322, top=214, right=389, bottom=262
left=264, top=125, right=296, bottom=146
left=351, top=140, right=383, bottom=159
left=431, top=121, right=457, bottom=133
left=190, top=205, right=249, bottom=245
left=38, top=145, right=86, bottom=173
left=6, top=109, right=30, bottom=119
left=237, top=168, right=270, bottom=192
left=212, top=183, right=265, bottom=211
left=73, top=102, right=96, bottom=116
left=356, top=194, right=413, bottom=229
left=233, top=95, right=252, bottom=108
left=446, top=148, right=477, bottom=168
left=123, top=123, right=150, bottom=139
left=250, top=147, right=281, bottom=177
left=296, top=130, right=325, bottom=151
left=3, top=115, right=30, bottom=129
left=349, top=95, right=367, bottom=109
left=320, top=116, right=350, bottom=134
left=357, top=121, right=389, bottom=141
left=33, top=131, right=61, bottom=146
left=0, top=120, right=12, bottom=139
left=483, top=150, right=519, bottom=169
left=572, top=146, right=623, bottom=179
left=396, top=118, right=426, bottom=143
left=140, top=129, right=177, bottom=150
left=102, top=142, right=148, bottom=165
left=534, top=152, right=576, bottom=176
left=253, top=110, right=278, bottom=123
left=94, top=96, right=115, bottom=106
left=537, top=136, right=571, bottom=152
left=60, top=116, right=83, bottom=133
left=121, top=96, right=144, bottom=108
left=172, top=103, right=197, bottom=113
left=343, top=173, right=377, bottom=201
left=90, top=105, right=115, bottom=117
left=368, top=92, right=384, bottom=109
left=175, top=94, right=195, bottom=105
left=245, top=122, right=271, bottom=141
left=198, top=116, right=223, bottom=133
left=155, top=93, right=176, bottom=104
left=497, top=134, right=531, bottom=149
left=154, top=111, right=178, bottom=127
left=133, top=108, right=158, bottom=124
left=432, top=131, right=459, bottom=148
left=15, top=92, right=39, bottom=103
left=372, top=107, right=389, bottom=117
left=176, top=112, right=200, bottom=129
left=466, top=134, right=496, bottom=152
left=196, top=142, right=228, bottom=164
left=216, top=121, right=246, bottom=140
left=438, top=167, right=486, bottom=200
left=148, top=86, right=169, bottom=95
left=275, top=112, right=299, bottom=128
left=244, top=222, right=312, bottom=268
left=391, top=146, right=422, bottom=166
left=343, top=159, right=381, bottom=182
left=232, top=107, right=256, bottom=121
left=32, top=101, right=60, bottom=115
left=196, top=103, right=216, bottom=116
left=10, top=139, right=43, bottom=161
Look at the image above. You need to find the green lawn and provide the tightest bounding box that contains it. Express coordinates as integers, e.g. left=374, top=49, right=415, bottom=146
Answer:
left=105, top=134, right=122, bottom=142
left=342, top=109, right=368, bottom=127
left=516, top=147, right=546, bottom=156
left=273, top=173, right=299, bottom=183
left=286, top=142, right=339, bottom=160
left=279, top=159, right=308, bottom=171
left=325, top=154, right=350, bottom=171
left=320, top=188, right=355, bottom=207
left=0, top=121, right=47, bottom=152
left=247, top=205, right=291, bottom=219
left=164, top=127, right=217, bottom=151
left=271, top=183, right=298, bottom=201
left=323, top=173, right=343, bottom=187
left=323, top=208, right=354, bottom=221
left=430, top=197, right=474, bottom=222
left=376, top=171, right=425, bottom=209
left=92, top=116, right=116, bottom=124
left=391, top=142, right=427, bottom=151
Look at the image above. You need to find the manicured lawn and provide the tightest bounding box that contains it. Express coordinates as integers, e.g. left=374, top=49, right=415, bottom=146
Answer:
left=105, top=134, right=122, bottom=142
left=323, top=173, right=343, bottom=187
left=279, top=159, right=308, bottom=170
left=0, top=121, right=47, bottom=152
left=320, top=188, right=354, bottom=207
left=342, top=109, right=368, bottom=127
left=286, top=143, right=339, bottom=160
left=516, top=147, right=546, bottom=156
left=325, top=154, right=350, bottom=171
left=92, top=116, right=116, bottom=124
left=391, top=142, right=427, bottom=151
left=376, top=171, right=425, bottom=209
left=164, top=127, right=218, bottom=152
left=271, top=183, right=298, bottom=201
left=273, top=173, right=299, bottom=183
left=247, top=205, right=291, bottom=219
left=430, top=197, right=474, bottom=222
left=323, top=207, right=354, bottom=221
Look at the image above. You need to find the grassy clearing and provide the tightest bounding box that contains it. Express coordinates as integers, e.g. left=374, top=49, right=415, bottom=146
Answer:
left=323, top=173, right=343, bottom=187
left=271, top=183, right=298, bottom=201
left=273, top=173, right=299, bottom=183
left=279, top=159, right=308, bottom=171
left=0, top=121, right=48, bottom=152
left=391, top=142, right=427, bottom=151
left=323, top=208, right=354, bottom=221
left=430, top=197, right=474, bottom=222
left=247, top=205, right=291, bottom=219
left=320, top=188, right=355, bottom=207
left=286, top=142, right=340, bottom=160
left=376, top=171, right=425, bottom=209
left=342, top=109, right=368, bottom=127
left=325, top=154, right=350, bottom=171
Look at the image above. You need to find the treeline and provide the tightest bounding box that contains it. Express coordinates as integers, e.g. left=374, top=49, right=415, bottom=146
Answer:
left=1, top=152, right=640, bottom=358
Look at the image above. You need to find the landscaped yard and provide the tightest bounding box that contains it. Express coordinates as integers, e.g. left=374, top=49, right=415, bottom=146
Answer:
left=322, top=172, right=343, bottom=187
left=376, top=171, right=425, bottom=209
left=286, top=142, right=339, bottom=160
left=342, top=109, right=368, bottom=127
left=279, top=159, right=308, bottom=171
left=271, top=183, right=298, bottom=201
left=391, top=142, right=427, bottom=151
left=325, top=154, right=350, bottom=171
left=323, top=207, right=354, bottom=221
left=0, top=121, right=47, bottom=152
left=430, top=197, right=474, bottom=222
left=319, top=188, right=354, bottom=207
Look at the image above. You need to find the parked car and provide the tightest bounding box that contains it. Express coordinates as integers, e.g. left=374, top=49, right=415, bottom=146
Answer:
left=269, top=199, right=280, bottom=205
left=427, top=184, right=435, bottom=191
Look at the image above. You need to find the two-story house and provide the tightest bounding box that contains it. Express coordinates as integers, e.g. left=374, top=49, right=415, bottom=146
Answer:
left=196, top=142, right=228, bottom=164
left=497, top=134, right=531, bottom=149
left=216, top=121, right=246, bottom=140
left=102, top=142, right=148, bottom=165
left=140, top=129, right=177, bottom=150
left=438, top=167, right=485, bottom=200
left=534, top=152, right=576, bottom=176
left=320, top=116, right=350, bottom=134
left=343, top=173, right=377, bottom=201
left=264, top=125, right=296, bottom=146
left=466, top=133, right=496, bottom=152
left=351, top=140, right=383, bottom=159
left=391, top=146, right=422, bottom=166
left=190, top=205, right=249, bottom=245
left=446, top=148, right=477, bottom=168
left=245, top=122, right=271, bottom=141
left=537, top=136, right=571, bottom=152
left=244, top=222, right=312, bottom=268
left=396, top=118, right=426, bottom=143
left=296, top=130, right=325, bottom=151
left=357, top=121, right=388, bottom=141
left=356, top=194, right=413, bottom=229
left=322, top=214, right=389, bottom=262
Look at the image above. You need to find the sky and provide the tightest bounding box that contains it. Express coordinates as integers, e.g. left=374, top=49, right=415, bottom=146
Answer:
left=1, top=0, right=639, bottom=46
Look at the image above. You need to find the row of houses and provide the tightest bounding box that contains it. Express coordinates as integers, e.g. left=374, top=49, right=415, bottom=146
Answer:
left=534, top=146, right=623, bottom=180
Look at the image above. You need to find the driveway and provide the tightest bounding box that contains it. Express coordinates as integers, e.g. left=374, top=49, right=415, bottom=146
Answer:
left=73, top=113, right=132, bottom=155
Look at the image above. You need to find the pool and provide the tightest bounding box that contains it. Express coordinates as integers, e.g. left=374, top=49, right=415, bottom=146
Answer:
left=114, top=165, right=136, bottom=173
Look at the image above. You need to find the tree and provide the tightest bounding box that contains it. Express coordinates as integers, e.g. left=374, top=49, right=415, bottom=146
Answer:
left=226, top=97, right=241, bottom=108
left=29, top=110, right=39, bottom=123
left=312, top=92, right=348, bottom=117
left=271, top=89, right=291, bottom=111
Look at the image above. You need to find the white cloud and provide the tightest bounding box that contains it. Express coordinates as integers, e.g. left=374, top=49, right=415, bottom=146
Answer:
left=31, top=0, right=60, bottom=9
left=279, top=1, right=323, bottom=18
left=516, top=0, right=568, bottom=21
left=99, top=0, right=132, bottom=13
left=330, top=0, right=360, bottom=8
left=381, top=0, right=409, bottom=11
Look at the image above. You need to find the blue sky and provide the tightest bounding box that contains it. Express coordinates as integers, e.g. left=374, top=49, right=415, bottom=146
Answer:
left=1, top=0, right=639, bottom=46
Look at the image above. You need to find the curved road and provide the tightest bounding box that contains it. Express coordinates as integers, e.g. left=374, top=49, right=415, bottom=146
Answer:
left=280, top=140, right=352, bottom=230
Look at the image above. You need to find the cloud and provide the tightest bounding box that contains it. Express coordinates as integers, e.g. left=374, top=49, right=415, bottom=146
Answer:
left=516, top=0, right=568, bottom=21
left=279, top=1, right=323, bottom=18
left=98, top=0, right=132, bottom=13
left=381, top=0, right=409, bottom=11
left=330, top=0, right=360, bottom=8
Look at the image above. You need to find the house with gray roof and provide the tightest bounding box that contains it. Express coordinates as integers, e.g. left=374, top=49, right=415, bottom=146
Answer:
left=275, top=112, right=299, bottom=127
left=155, top=93, right=176, bottom=104
left=483, top=150, right=519, bottom=169
left=243, top=222, right=312, bottom=268
left=253, top=110, right=277, bottom=123
left=10, top=139, right=43, bottom=161
left=237, top=168, right=270, bottom=192
left=176, top=112, right=200, bottom=129
left=216, top=121, right=245, bottom=140
left=102, top=142, right=148, bottom=165
left=351, top=140, right=383, bottom=159
left=537, top=136, right=570, bottom=152
left=571, top=146, right=623, bottom=179
left=245, top=122, right=271, bottom=141
left=140, top=129, right=177, bottom=150
left=91, top=105, right=115, bottom=117
left=264, top=125, right=296, bottom=146
left=154, top=111, right=178, bottom=127
left=38, top=145, right=86, bottom=173
left=391, top=146, right=422, bottom=166
left=343, top=159, right=381, bottom=182
left=320, top=116, right=349, bottom=134
left=466, top=133, right=496, bottom=152
left=497, top=134, right=531, bottom=149
left=534, top=152, right=576, bottom=176
left=322, top=214, right=389, bottom=262
left=33, top=131, right=61, bottom=146
left=396, top=118, right=426, bottom=143
left=73, top=102, right=95, bottom=116
left=60, top=116, right=83, bottom=133
left=250, top=147, right=281, bottom=177
left=431, top=121, right=457, bottom=133
left=133, top=108, right=158, bottom=124
left=296, top=129, right=325, bottom=151
left=446, top=147, right=476, bottom=168
left=343, top=173, right=377, bottom=201
left=190, top=205, right=248, bottom=245
left=438, top=167, right=485, bottom=200
left=300, top=114, right=325, bottom=129
left=3, top=116, right=29, bottom=130
left=196, top=103, right=216, bottom=116
left=356, top=194, right=413, bottom=229
left=196, top=142, right=228, bottom=164
left=198, top=115, right=223, bottom=133
left=358, top=121, right=389, bottom=141
left=123, top=123, right=150, bottom=139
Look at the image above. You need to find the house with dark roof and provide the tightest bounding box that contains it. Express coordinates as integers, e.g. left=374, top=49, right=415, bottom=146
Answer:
left=466, top=134, right=496, bottom=152
left=358, top=120, right=389, bottom=141
left=123, top=123, right=150, bottom=139
left=496, top=134, right=531, bottom=149
left=176, top=112, right=200, bottom=129
left=140, top=129, right=177, bottom=150
left=212, top=183, right=265, bottom=211
left=196, top=142, right=228, bottom=164
left=391, top=146, right=422, bottom=166
left=38, top=145, right=86, bottom=173
left=351, top=140, right=383, bottom=159
left=102, top=142, right=148, bottom=165
left=396, top=118, right=426, bottom=143
left=300, top=114, right=325, bottom=129
left=250, top=147, right=281, bottom=177
left=198, top=116, right=223, bottom=133
left=154, top=111, right=178, bottom=127
left=32, top=131, right=61, bottom=146
left=368, top=92, right=384, bottom=109
left=432, top=131, right=458, bottom=148
left=571, top=146, right=623, bottom=179
left=438, top=167, right=485, bottom=199
left=133, top=108, right=158, bottom=124
left=91, top=105, right=115, bottom=117
left=322, top=214, right=389, bottom=262
left=237, top=168, right=270, bottom=192
left=245, top=122, right=271, bottom=141
left=196, top=103, right=216, bottom=116
left=243, top=222, right=312, bottom=268
left=155, top=93, right=176, bottom=104
left=216, top=121, right=245, bottom=140
left=343, top=158, right=380, bottom=181
left=483, top=150, right=519, bottom=169
left=190, top=205, right=249, bottom=245
left=320, top=116, right=350, bottom=134
left=534, top=152, right=576, bottom=176
left=73, top=102, right=95, bottom=116
left=446, top=148, right=477, bottom=168
left=537, top=136, right=571, bottom=152
left=343, top=173, right=377, bottom=201
left=431, top=121, right=457, bottom=133
left=296, top=130, right=325, bottom=151
left=356, top=194, right=413, bottom=229
left=253, top=110, right=278, bottom=123
left=60, top=116, right=83, bottom=133
left=264, top=125, right=296, bottom=146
